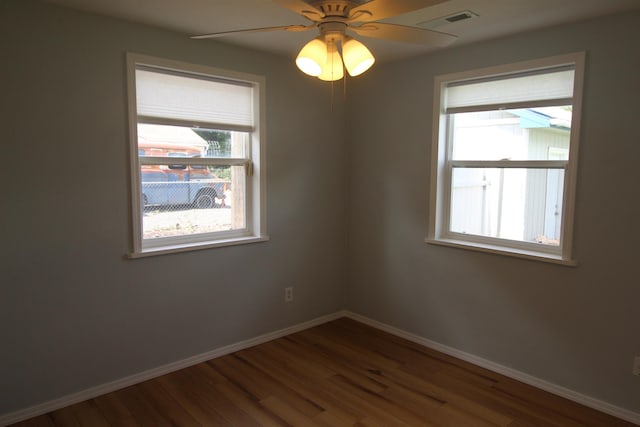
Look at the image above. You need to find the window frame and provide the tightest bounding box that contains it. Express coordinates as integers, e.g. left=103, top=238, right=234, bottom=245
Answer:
left=126, top=53, right=268, bottom=258
left=427, top=52, right=586, bottom=265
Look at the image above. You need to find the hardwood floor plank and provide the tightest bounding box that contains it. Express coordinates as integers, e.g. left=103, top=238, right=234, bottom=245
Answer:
left=210, top=353, right=325, bottom=419
left=426, top=367, right=587, bottom=427
left=298, top=327, right=403, bottom=374
left=371, top=363, right=515, bottom=427
left=290, top=323, right=512, bottom=426
left=392, top=353, right=572, bottom=427
left=213, top=381, right=289, bottom=427
left=9, top=318, right=637, bottom=427
left=327, top=374, right=436, bottom=427
left=257, top=339, right=337, bottom=380
left=48, top=406, right=81, bottom=427
left=9, top=415, right=55, bottom=427
left=329, top=319, right=500, bottom=388
left=153, top=372, right=232, bottom=426
left=381, top=384, right=492, bottom=427
left=239, top=345, right=362, bottom=424
left=283, top=334, right=392, bottom=394
left=259, top=395, right=322, bottom=426
left=92, top=392, right=141, bottom=426
left=206, top=356, right=274, bottom=401
left=64, top=401, right=110, bottom=427
left=187, top=360, right=230, bottom=385
left=435, top=403, right=506, bottom=427
left=506, top=419, right=563, bottom=427
left=308, top=373, right=415, bottom=426
left=353, top=417, right=388, bottom=427
left=337, top=319, right=504, bottom=385
left=135, top=379, right=203, bottom=426
left=113, top=384, right=177, bottom=426
left=295, top=323, right=509, bottom=425
left=162, top=366, right=263, bottom=426
left=492, top=376, right=635, bottom=427
left=313, top=410, right=357, bottom=427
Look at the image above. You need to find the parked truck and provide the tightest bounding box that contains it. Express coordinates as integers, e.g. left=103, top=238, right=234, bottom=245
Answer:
left=139, top=139, right=226, bottom=209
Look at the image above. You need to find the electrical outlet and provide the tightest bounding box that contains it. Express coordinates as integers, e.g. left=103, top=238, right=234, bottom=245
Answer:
left=285, top=286, right=293, bottom=302
left=633, top=356, right=640, bottom=376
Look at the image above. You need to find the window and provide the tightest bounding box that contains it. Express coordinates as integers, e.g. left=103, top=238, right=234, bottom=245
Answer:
left=427, top=53, right=585, bottom=265
left=126, top=54, right=267, bottom=257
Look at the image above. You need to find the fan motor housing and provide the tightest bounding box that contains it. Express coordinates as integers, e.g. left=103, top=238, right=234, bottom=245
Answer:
left=309, top=1, right=357, bottom=18
left=319, top=21, right=348, bottom=41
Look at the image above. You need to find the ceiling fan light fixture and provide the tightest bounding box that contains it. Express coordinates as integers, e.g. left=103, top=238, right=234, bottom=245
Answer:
left=317, top=46, right=344, bottom=82
left=342, top=37, right=375, bottom=77
left=194, top=0, right=460, bottom=83
left=296, top=38, right=327, bottom=76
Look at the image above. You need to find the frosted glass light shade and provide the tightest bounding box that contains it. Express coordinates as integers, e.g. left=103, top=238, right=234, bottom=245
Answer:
left=296, top=38, right=327, bottom=76
left=343, top=38, right=375, bottom=77
left=318, top=49, right=344, bottom=81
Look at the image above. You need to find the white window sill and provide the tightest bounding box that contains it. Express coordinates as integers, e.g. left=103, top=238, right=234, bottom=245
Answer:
left=425, top=237, right=577, bottom=267
left=128, top=235, right=269, bottom=259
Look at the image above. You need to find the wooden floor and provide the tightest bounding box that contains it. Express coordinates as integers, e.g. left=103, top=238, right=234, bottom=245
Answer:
left=12, top=318, right=635, bottom=426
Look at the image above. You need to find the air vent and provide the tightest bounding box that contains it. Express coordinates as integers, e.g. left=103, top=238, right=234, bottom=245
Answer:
left=418, top=10, right=478, bottom=30
left=446, top=12, right=474, bottom=23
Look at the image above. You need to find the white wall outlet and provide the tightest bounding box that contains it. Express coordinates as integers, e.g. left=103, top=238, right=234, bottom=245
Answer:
left=285, top=286, right=293, bottom=302
left=633, top=356, right=640, bottom=376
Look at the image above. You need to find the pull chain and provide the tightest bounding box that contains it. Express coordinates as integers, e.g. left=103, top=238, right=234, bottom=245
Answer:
left=331, top=78, right=334, bottom=112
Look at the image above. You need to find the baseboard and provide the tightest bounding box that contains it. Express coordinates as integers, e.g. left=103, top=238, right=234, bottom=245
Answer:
left=0, top=310, right=348, bottom=426
left=344, top=311, right=640, bottom=426
left=3, top=310, right=639, bottom=426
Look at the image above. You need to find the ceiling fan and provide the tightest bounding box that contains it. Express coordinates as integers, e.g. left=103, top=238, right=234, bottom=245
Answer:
left=191, top=0, right=457, bottom=81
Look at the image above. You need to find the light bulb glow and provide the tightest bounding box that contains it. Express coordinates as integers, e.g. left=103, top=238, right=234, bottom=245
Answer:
left=296, top=38, right=327, bottom=76
left=343, top=38, right=375, bottom=77
left=317, top=45, right=344, bottom=81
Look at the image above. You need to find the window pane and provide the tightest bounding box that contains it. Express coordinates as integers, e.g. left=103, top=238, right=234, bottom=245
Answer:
left=128, top=55, right=265, bottom=255
left=450, top=107, right=571, bottom=161
left=138, top=123, right=245, bottom=158
left=450, top=167, right=564, bottom=246
left=137, top=123, right=247, bottom=240
left=141, top=164, right=246, bottom=239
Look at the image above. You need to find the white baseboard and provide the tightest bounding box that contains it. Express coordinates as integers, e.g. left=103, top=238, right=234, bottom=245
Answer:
left=344, top=311, right=640, bottom=426
left=3, top=310, right=638, bottom=426
left=0, top=311, right=347, bottom=426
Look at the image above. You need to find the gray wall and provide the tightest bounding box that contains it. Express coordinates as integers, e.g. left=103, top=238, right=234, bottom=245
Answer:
left=347, top=12, right=640, bottom=413
left=0, top=0, right=348, bottom=415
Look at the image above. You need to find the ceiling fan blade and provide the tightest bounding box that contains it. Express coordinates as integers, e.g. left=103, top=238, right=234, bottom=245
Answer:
left=271, top=0, right=324, bottom=21
left=191, top=25, right=313, bottom=39
left=350, top=0, right=449, bottom=22
left=350, top=22, right=456, bottom=47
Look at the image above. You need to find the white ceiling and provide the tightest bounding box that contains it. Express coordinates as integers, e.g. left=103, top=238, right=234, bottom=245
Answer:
left=44, top=0, right=640, bottom=62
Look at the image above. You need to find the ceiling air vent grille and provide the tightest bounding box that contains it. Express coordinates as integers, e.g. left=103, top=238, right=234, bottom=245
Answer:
left=446, top=12, right=473, bottom=23
left=418, top=10, right=478, bottom=30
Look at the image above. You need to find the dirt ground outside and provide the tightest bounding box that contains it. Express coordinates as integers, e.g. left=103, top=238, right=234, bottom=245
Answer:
left=142, top=191, right=235, bottom=238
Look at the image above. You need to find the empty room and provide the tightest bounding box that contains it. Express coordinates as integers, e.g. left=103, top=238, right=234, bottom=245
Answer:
left=1, top=0, right=639, bottom=425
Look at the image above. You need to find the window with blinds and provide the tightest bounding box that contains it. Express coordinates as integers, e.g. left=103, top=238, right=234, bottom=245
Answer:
left=135, top=67, right=255, bottom=130
left=427, top=53, right=585, bottom=265
left=444, top=67, right=575, bottom=113
left=126, top=54, right=267, bottom=257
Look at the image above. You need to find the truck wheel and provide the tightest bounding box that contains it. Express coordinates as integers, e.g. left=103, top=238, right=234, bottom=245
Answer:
left=195, top=191, right=215, bottom=209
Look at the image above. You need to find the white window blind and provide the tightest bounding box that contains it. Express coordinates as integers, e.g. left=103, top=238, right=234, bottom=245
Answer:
left=445, top=67, right=575, bottom=113
left=135, top=68, right=254, bottom=129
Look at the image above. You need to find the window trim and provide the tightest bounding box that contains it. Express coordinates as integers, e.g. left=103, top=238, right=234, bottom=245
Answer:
left=427, top=52, right=586, bottom=265
left=126, top=53, right=268, bottom=257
